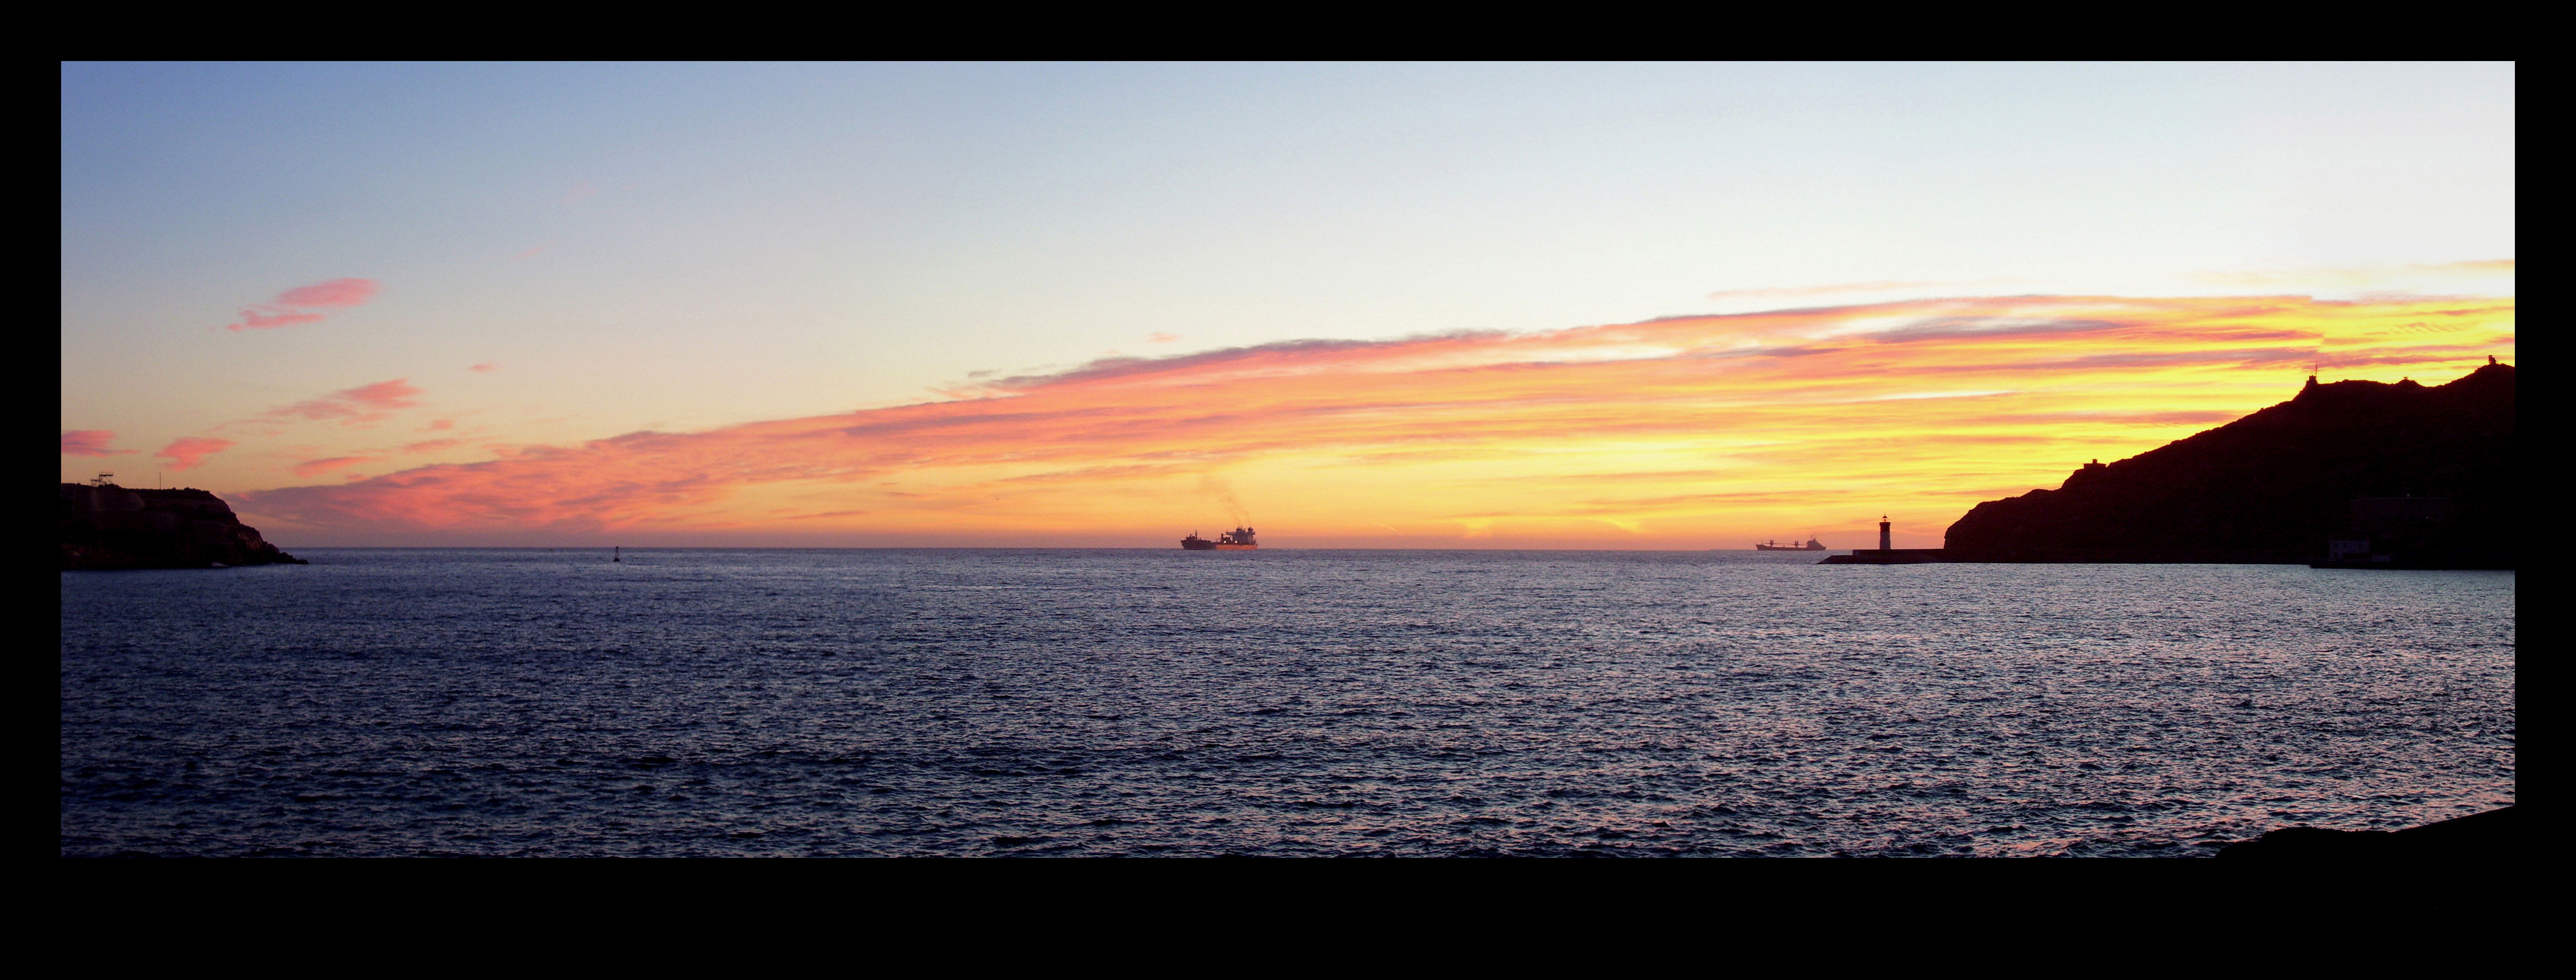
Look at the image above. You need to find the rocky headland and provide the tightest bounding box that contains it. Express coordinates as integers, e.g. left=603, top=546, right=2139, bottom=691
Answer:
left=1942, top=362, right=2514, bottom=566
left=59, top=483, right=305, bottom=570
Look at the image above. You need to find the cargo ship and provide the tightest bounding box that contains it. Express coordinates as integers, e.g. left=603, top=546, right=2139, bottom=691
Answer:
left=1180, top=527, right=1258, bottom=550
left=1755, top=537, right=1827, bottom=551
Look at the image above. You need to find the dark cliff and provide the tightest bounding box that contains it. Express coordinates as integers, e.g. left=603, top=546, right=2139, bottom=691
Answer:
left=60, top=483, right=306, bottom=570
left=1943, top=363, right=2514, bottom=565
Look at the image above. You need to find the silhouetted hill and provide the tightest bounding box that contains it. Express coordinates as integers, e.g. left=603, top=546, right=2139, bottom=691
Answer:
left=1943, top=363, right=2514, bottom=565
left=60, top=483, right=305, bottom=570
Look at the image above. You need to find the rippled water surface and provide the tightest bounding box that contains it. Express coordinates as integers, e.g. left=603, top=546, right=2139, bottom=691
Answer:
left=62, top=549, right=2514, bottom=857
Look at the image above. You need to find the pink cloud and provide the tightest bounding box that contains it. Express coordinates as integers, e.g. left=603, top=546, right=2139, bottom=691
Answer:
left=274, top=278, right=378, bottom=307
left=341, top=379, right=423, bottom=408
left=512, top=244, right=551, bottom=260
left=62, top=430, right=134, bottom=456
left=402, top=439, right=464, bottom=453
left=263, top=379, right=425, bottom=424
left=226, top=308, right=328, bottom=332
left=223, top=278, right=378, bottom=332
left=157, top=437, right=236, bottom=471
left=292, top=456, right=379, bottom=478
left=230, top=292, right=2513, bottom=542
left=470, top=362, right=500, bottom=373
left=424, top=419, right=456, bottom=431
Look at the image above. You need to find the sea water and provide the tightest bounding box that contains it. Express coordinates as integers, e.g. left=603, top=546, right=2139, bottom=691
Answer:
left=60, top=549, right=2515, bottom=857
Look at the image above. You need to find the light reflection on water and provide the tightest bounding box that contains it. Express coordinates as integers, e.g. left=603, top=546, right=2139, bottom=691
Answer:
left=61, top=549, right=2514, bottom=857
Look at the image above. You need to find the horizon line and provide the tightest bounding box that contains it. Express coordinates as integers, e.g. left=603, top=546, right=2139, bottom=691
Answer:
left=260, top=545, right=1868, bottom=552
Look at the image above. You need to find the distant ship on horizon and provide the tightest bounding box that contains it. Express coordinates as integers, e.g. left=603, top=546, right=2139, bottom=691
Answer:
left=1754, top=537, right=1827, bottom=551
left=1181, top=527, right=1258, bottom=550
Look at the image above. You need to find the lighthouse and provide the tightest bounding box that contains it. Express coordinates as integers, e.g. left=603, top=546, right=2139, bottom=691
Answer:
left=1822, top=514, right=1946, bottom=564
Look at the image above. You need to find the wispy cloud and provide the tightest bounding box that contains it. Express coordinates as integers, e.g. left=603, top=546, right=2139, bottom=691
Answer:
left=260, top=379, right=425, bottom=425
left=340, top=382, right=420, bottom=409
left=291, top=456, right=380, bottom=478
left=469, top=362, right=501, bottom=373
left=223, top=278, right=379, bottom=332
left=157, top=437, right=236, bottom=471
left=1146, top=332, right=1180, bottom=343
left=229, top=310, right=327, bottom=331
left=274, top=278, right=378, bottom=307
left=61, top=430, right=132, bottom=456
left=236, top=292, right=2515, bottom=546
left=2433, top=259, right=2516, bottom=274
left=134, top=377, right=421, bottom=478
left=1876, top=316, right=2129, bottom=343
left=2188, top=259, right=2517, bottom=290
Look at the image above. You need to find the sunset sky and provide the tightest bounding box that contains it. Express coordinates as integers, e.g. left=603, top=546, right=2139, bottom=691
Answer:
left=60, top=63, right=2514, bottom=548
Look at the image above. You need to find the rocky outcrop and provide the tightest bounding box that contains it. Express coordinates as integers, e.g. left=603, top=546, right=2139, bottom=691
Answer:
left=1943, top=363, right=2514, bottom=566
left=2216, top=805, right=2518, bottom=859
left=59, top=483, right=305, bottom=570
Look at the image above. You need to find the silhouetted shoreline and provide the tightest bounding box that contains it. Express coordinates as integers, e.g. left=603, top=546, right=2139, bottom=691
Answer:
left=1934, top=363, right=2512, bottom=567
left=59, top=483, right=303, bottom=570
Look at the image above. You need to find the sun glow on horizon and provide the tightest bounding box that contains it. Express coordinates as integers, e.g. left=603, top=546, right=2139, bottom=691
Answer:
left=210, top=291, right=2513, bottom=549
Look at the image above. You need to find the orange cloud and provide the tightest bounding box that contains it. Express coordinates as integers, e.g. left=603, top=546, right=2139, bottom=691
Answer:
left=157, top=437, right=236, bottom=471
left=2425, top=259, right=2514, bottom=274
left=236, top=293, right=2515, bottom=548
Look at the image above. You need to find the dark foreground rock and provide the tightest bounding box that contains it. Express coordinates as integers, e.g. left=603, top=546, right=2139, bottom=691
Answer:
left=1944, top=362, right=2513, bottom=565
left=2217, top=805, right=2518, bottom=859
left=60, top=483, right=305, bottom=570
